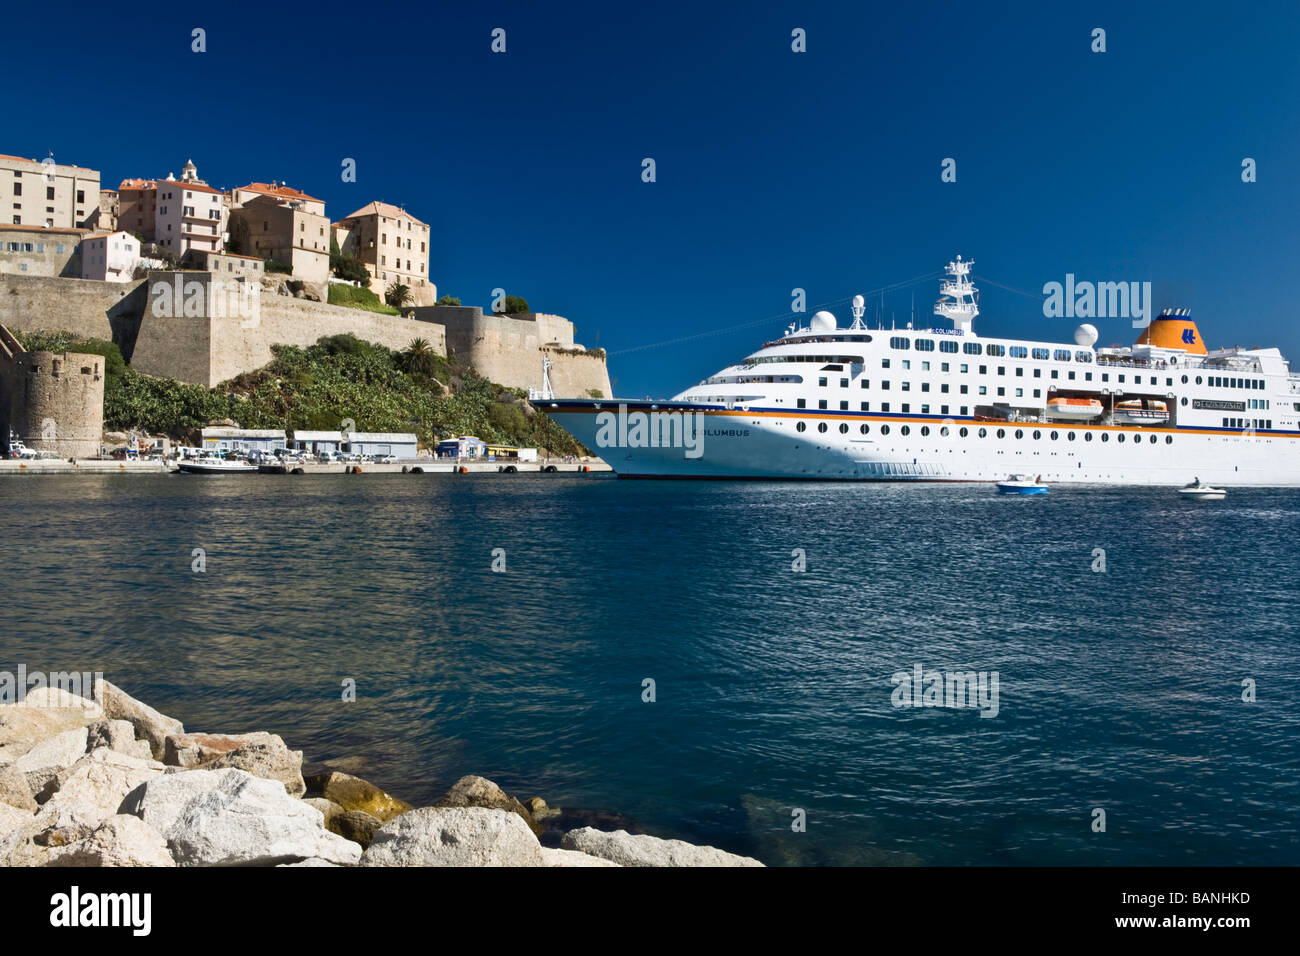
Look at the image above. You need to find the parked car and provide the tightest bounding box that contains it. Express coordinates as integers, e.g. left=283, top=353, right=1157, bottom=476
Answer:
left=378, top=455, right=398, bottom=464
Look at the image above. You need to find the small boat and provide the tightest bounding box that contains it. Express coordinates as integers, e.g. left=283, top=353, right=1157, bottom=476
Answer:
left=1178, top=479, right=1226, bottom=500
left=176, top=455, right=257, bottom=474
left=1046, top=397, right=1103, bottom=420
left=996, top=473, right=1048, bottom=495
left=1113, top=399, right=1169, bottom=424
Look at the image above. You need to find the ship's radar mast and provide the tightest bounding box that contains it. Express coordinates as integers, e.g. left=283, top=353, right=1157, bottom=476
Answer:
left=849, top=294, right=866, bottom=330
left=934, top=255, right=979, bottom=334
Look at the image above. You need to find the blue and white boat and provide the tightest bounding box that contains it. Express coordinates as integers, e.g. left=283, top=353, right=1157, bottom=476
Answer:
left=996, top=473, right=1047, bottom=494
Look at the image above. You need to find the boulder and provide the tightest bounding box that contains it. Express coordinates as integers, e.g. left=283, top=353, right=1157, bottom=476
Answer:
left=165, top=731, right=271, bottom=768
left=38, top=748, right=165, bottom=822
left=118, top=768, right=248, bottom=834
left=15, top=726, right=89, bottom=795
left=43, top=814, right=174, bottom=867
left=526, top=796, right=559, bottom=820
left=330, top=810, right=381, bottom=849
left=0, top=763, right=38, bottom=812
left=201, top=735, right=305, bottom=797
left=360, top=807, right=543, bottom=867
left=304, top=771, right=411, bottom=822
left=0, top=801, right=33, bottom=840
left=85, top=720, right=152, bottom=761
left=92, top=680, right=183, bottom=760
left=539, top=846, right=620, bottom=867
left=560, top=828, right=764, bottom=867
left=164, top=771, right=361, bottom=866
left=439, top=775, right=541, bottom=836
left=303, top=797, right=344, bottom=826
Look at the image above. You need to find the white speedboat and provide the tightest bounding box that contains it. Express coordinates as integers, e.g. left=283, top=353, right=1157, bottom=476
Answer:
left=1178, top=480, right=1226, bottom=500
left=176, top=455, right=257, bottom=474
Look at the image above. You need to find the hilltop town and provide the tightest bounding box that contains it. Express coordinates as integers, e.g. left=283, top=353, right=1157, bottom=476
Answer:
left=0, top=151, right=610, bottom=460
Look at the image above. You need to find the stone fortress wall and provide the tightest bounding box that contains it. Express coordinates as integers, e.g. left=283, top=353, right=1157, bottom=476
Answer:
left=0, top=328, right=106, bottom=458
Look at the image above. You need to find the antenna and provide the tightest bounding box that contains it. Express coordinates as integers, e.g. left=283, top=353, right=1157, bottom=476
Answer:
left=850, top=294, right=866, bottom=329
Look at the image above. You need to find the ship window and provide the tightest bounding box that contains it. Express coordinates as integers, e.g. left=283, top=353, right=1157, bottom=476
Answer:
left=817, top=422, right=828, bottom=433
left=941, top=363, right=950, bottom=372
left=881, top=425, right=890, bottom=435
left=1182, top=375, right=1188, bottom=384
left=1165, top=435, right=1173, bottom=444
left=940, top=341, right=957, bottom=353
left=986, top=344, right=1005, bottom=357
left=1075, top=351, right=1092, bottom=363
left=1033, top=368, right=1041, bottom=378
left=940, top=384, right=949, bottom=393
left=1196, top=376, right=1202, bottom=384
left=819, top=377, right=827, bottom=387
left=961, top=385, right=968, bottom=394
left=997, top=387, right=1005, bottom=396
left=921, top=404, right=930, bottom=413
left=979, top=386, right=987, bottom=395
left=1101, top=373, right=1109, bottom=382
left=1068, top=371, right=1076, bottom=380
left=1033, top=430, right=1041, bottom=439
left=1166, top=378, right=1173, bottom=387
left=915, top=339, right=935, bottom=351
left=1049, top=431, right=1057, bottom=440
left=1009, top=346, right=1027, bottom=358
left=921, top=426, right=930, bottom=436
left=1015, top=388, right=1024, bottom=398
left=921, top=383, right=930, bottom=392
left=1181, top=398, right=1187, bottom=406
left=902, top=360, right=911, bottom=369
left=796, top=421, right=806, bottom=432
left=963, top=342, right=982, bottom=355
left=959, top=427, right=968, bottom=437
left=979, top=428, right=987, bottom=437
left=998, top=367, right=1006, bottom=376
left=1015, top=367, right=1024, bottom=377
left=882, top=403, right=890, bottom=412
left=1117, top=433, right=1125, bottom=442
left=840, top=378, right=849, bottom=388
left=1067, top=432, right=1075, bottom=441
left=1055, top=350, right=1071, bottom=361
left=940, top=426, right=950, bottom=437
left=818, top=400, right=827, bottom=409
left=1085, top=373, right=1093, bottom=381
left=902, top=382, right=910, bottom=391
left=797, top=399, right=805, bottom=408
left=882, top=381, right=890, bottom=390
left=861, top=379, right=870, bottom=388
left=1150, top=435, right=1158, bottom=443
left=890, top=337, right=910, bottom=350
left=839, top=423, right=849, bottom=433
left=840, top=401, right=848, bottom=410
left=881, top=358, right=890, bottom=368
left=1085, top=433, right=1093, bottom=441
left=996, top=429, right=1005, bottom=439
left=1032, top=348, right=1050, bottom=360
left=1015, top=429, right=1024, bottom=439
left=860, top=402, right=869, bottom=411
left=960, top=364, right=968, bottom=373
left=1051, top=370, right=1059, bottom=379
left=902, top=404, right=910, bottom=413
left=900, top=426, right=910, bottom=435
left=860, top=424, right=870, bottom=434
left=1033, top=389, right=1041, bottom=398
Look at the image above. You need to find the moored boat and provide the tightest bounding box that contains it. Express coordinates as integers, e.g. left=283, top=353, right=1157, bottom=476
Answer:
left=176, top=455, right=257, bottom=474
left=1178, top=479, right=1226, bottom=500
left=996, top=473, right=1048, bottom=495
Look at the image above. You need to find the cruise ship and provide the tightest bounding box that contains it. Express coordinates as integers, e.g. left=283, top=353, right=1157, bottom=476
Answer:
left=541, top=258, right=1300, bottom=484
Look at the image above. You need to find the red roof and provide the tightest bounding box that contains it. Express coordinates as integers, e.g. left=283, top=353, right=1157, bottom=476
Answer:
left=238, top=182, right=324, bottom=204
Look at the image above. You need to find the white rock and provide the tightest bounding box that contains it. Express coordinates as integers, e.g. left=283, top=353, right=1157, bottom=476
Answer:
left=539, top=846, right=621, bottom=867
left=44, top=814, right=174, bottom=867
left=360, top=807, right=544, bottom=867
left=118, top=768, right=251, bottom=834
left=164, top=771, right=361, bottom=866
left=0, top=762, right=37, bottom=812
left=560, top=828, right=764, bottom=867
left=15, top=726, right=89, bottom=795
left=0, top=802, right=34, bottom=841
left=0, top=689, right=101, bottom=766
left=92, top=680, right=183, bottom=761
left=40, top=748, right=166, bottom=824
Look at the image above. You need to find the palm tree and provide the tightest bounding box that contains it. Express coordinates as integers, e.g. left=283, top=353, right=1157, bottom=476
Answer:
left=385, top=282, right=413, bottom=308
left=404, top=337, right=438, bottom=378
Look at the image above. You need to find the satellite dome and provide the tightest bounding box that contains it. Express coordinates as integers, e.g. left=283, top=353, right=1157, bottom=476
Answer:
left=810, top=310, right=837, bottom=332
left=1074, top=323, right=1099, bottom=347
left=851, top=295, right=865, bottom=310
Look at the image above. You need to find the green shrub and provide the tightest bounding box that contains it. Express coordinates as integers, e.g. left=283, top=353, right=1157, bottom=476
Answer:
left=328, top=283, right=400, bottom=315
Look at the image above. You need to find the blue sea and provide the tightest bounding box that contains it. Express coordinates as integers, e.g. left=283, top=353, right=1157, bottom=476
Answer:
left=3, top=474, right=1297, bottom=865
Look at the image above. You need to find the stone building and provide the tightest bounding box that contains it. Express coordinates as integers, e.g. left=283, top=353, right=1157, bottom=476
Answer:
left=227, top=193, right=329, bottom=286
left=117, top=179, right=157, bottom=238
left=81, top=231, right=140, bottom=281
left=335, top=201, right=435, bottom=306
left=0, top=225, right=87, bottom=278
left=0, top=153, right=101, bottom=229
left=0, top=325, right=105, bottom=458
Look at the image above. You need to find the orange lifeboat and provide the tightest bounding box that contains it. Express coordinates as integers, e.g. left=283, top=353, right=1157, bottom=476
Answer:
left=1046, top=397, right=1103, bottom=420
left=1114, top=399, right=1169, bottom=424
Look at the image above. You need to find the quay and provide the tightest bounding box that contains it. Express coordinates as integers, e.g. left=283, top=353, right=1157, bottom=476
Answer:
left=0, top=459, right=611, bottom=476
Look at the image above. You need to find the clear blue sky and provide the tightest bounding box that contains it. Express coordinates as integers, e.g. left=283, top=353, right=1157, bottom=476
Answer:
left=8, top=1, right=1299, bottom=397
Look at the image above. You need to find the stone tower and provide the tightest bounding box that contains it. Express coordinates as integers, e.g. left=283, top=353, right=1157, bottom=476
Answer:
left=0, top=331, right=105, bottom=458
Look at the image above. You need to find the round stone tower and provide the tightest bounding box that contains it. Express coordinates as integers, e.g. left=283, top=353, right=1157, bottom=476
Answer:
left=13, top=351, right=105, bottom=458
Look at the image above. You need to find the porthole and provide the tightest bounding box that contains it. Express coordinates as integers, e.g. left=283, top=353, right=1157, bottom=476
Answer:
left=881, top=424, right=890, bottom=435
left=1067, top=432, right=1075, bottom=441
left=1181, top=375, right=1188, bottom=384
left=1181, top=397, right=1188, bottom=406
left=1117, top=433, right=1125, bottom=443
left=1101, top=433, right=1109, bottom=442
left=1165, top=435, right=1173, bottom=444
left=1033, top=430, right=1042, bottom=440
left=978, top=427, right=987, bottom=438
left=901, top=425, right=910, bottom=436
left=1084, top=432, right=1092, bottom=441
left=796, top=421, right=806, bottom=432
left=860, top=424, right=870, bottom=435
left=839, top=423, right=849, bottom=434
left=940, top=426, right=950, bottom=437
left=921, top=426, right=930, bottom=437
left=1015, top=429, right=1024, bottom=439
left=959, top=427, right=968, bottom=437
left=1196, top=376, right=1203, bottom=384
left=1049, top=431, right=1058, bottom=440
left=996, top=428, right=1005, bottom=439
left=1149, top=434, right=1158, bottom=444
left=817, top=422, right=828, bottom=433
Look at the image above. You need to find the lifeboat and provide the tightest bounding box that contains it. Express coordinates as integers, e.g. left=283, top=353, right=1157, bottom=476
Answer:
left=1046, top=397, right=1103, bottom=420
left=1113, top=399, right=1169, bottom=424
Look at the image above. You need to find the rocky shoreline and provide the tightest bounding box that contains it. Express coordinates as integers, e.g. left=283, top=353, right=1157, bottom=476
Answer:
left=0, top=682, right=763, bottom=867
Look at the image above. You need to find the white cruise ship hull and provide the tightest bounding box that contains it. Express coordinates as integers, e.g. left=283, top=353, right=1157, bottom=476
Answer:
left=543, top=400, right=1300, bottom=486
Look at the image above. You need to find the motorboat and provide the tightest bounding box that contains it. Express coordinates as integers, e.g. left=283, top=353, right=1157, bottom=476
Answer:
left=176, top=455, right=257, bottom=474
left=1178, top=479, right=1226, bottom=500
left=996, top=473, right=1048, bottom=495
